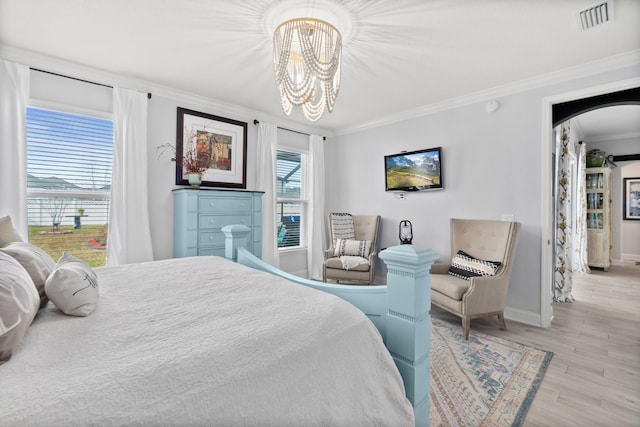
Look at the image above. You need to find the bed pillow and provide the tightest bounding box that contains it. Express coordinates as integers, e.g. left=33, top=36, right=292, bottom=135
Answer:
left=45, top=252, right=99, bottom=317
left=334, top=238, right=372, bottom=258
left=1, top=242, right=56, bottom=308
left=448, top=250, right=502, bottom=281
left=0, top=216, right=23, bottom=247
left=0, top=252, right=40, bottom=364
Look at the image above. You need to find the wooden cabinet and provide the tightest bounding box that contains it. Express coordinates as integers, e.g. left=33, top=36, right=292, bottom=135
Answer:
left=586, top=167, right=611, bottom=270
left=173, top=189, right=263, bottom=258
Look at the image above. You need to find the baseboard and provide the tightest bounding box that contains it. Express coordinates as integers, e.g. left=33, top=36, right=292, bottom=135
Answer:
left=622, top=253, right=640, bottom=262
left=504, top=306, right=543, bottom=328
left=289, top=269, right=308, bottom=279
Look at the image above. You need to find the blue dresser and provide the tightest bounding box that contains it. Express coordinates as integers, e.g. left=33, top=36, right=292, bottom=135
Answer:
left=173, top=189, right=263, bottom=258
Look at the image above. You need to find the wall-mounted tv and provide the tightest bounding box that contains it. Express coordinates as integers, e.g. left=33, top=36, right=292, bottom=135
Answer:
left=385, top=146, right=443, bottom=192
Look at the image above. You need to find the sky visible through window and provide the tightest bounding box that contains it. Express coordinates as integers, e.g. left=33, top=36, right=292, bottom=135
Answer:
left=26, top=107, right=113, bottom=190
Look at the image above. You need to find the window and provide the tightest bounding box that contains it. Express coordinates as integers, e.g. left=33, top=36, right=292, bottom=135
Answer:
left=276, top=149, right=306, bottom=248
left=26, top=107, right=113, bottom=267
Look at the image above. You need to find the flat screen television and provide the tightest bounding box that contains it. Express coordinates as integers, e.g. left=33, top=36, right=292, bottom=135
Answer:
left=384, top=146, right=443, bottom=191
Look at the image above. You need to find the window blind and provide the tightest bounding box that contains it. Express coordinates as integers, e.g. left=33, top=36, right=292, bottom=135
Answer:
left=26, top=107, right=113, bottom=267
left=276, top=150, right=302, bottom=248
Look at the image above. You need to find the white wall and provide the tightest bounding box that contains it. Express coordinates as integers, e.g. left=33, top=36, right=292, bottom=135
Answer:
left=326, top=64, right=640, bottom=323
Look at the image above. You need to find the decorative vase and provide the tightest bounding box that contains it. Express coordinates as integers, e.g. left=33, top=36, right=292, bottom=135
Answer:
left=188, top=173, right=202, bottom=188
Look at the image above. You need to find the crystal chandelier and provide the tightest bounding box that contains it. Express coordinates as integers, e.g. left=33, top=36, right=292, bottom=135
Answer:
left=273, top=18, right=342, bottom=122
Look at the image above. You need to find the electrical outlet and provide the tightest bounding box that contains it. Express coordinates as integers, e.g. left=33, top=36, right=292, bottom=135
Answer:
left=501, top=214, right=515, bottom=222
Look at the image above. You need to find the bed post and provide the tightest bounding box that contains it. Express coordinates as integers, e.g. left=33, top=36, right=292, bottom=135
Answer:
left=221, top=224, right=250, bottom=261
left=379, top=245, right=438, bottom=427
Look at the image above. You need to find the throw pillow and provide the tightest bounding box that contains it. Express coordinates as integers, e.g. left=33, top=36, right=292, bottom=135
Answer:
left=1, top=242, right=56, bottom=308
left=329, top=213, right=355, bottom=246
left=448, top=250, right=502, bottom=281
left=0, top=216, right=23, bottom=247
left=0, top=252, right=40, bottom=364
left=334, top=239, right=372, bottom=258
left=45, top=252, right=99, bottom=317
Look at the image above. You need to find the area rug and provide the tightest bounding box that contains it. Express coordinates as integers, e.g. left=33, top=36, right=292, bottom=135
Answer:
left=430, top=319, right=553, bottom=427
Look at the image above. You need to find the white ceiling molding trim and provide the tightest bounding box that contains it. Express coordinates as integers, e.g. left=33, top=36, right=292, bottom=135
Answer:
left=0, top=44, right=331, bottom=137
left=335, top=50, right=640, bottom=136
left=3, top=44, right=638, bottom=139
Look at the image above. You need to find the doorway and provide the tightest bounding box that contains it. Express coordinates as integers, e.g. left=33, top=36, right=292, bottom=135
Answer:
left=540, top=80, right=640, bottom=327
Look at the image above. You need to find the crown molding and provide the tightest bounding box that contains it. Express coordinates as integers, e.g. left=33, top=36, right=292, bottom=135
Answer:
left=335, top=49, right=640, bottom=136
left=3, top=44, right=637, bottom=139
left=583, top=131, right=640, bottom=143
left=0, top=44, right=332, bottom=138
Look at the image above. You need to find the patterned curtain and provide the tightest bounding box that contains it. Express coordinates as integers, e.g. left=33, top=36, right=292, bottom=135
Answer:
left=573, top=142, right=591, bottom=274
left=553, top=122, right=574, bottom=302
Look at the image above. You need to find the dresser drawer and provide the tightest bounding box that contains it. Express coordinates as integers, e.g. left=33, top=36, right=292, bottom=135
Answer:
left=198, top=247, right=225, bottom=257
left=198, top=230, right=224, bottom=246
left=198, top=196, right=251, bottom=213
left=199, top=214, right=251, bottom=229
left=174, top=189, right=263, bottom=259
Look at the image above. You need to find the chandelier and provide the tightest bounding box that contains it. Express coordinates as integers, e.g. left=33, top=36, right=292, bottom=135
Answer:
left=273, top=18, right=342, bottom=122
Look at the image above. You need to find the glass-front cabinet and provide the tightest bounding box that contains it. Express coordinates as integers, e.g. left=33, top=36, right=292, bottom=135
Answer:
left=585, top=167, right=611, bottom=270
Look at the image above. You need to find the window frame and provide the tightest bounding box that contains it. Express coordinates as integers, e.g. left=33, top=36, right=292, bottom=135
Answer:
left=276, top=145, right=308, bottom=251
left=25, top=99, right=114, bottom=266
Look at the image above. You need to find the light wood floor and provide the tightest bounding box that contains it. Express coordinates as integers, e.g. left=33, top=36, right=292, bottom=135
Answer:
left=431, top=264, right=640, bottom=427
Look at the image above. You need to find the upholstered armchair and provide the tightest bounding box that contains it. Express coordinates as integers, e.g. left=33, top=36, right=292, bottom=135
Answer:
left=430, top=218, right=521, bottom=340
left=323, top=214, right=380, bottom=285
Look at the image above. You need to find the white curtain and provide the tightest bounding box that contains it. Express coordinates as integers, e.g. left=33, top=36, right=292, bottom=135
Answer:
left=307, top=134, right=326, bottom=280
left=256, top=121, right=280, bottom=267
left=0, top=59, right=30, bottom=237
left=573, top=142, right=590, bottom=274
left=553, top=122, right=574, bottom=302
left=107, top=87, right=154, bottom=266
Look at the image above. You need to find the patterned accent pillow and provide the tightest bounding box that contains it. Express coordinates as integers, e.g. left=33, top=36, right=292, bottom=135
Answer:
left=0, top=216, right=23, bottom=247
left=1, top=242, right=56, bottom=308
left=330, top=213, right=355, bottom=247
left=334, top=239, right=372, bottom=258
left=0, top=252, right=40, bottom=364
left=448, top=250, right=502, bottom=281
left=45, top=252, right=99, bottom=317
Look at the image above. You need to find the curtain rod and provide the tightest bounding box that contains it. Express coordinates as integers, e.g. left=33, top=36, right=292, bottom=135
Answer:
left=253, top=119, right=325, bottom=140
left=30, top=68, right=152, bottom=99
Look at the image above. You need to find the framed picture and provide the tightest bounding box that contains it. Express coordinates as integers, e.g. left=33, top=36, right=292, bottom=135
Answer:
left=176, top=107, right=247, bottom=188
left=623, top=177, right=640, bottom=220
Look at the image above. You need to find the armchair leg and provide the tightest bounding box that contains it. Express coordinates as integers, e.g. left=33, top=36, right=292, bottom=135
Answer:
left=497, top=313, right=507, bottom=331
left=462, top=318, right=471, bottom=340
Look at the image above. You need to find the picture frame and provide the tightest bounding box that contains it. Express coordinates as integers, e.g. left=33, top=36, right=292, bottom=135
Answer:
left=176, top=107, right=247, bottom=188
left=623, top=177, right=640, bottom=220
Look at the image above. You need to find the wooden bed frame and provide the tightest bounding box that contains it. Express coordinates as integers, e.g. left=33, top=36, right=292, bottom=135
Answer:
left=222, top=225, right=439, bottom=427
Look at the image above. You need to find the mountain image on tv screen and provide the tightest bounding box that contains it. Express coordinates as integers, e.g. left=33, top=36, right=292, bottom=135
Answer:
left=385, top=147, right=442, bottom=191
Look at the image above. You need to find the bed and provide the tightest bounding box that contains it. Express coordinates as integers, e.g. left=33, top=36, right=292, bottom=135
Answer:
left=1, top=224, right=438, bottom=427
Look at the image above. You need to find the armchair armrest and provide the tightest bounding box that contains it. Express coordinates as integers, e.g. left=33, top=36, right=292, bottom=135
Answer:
left=462, top=272, right=510, bottom=315
left=324, top=247, right=335, bottom=260
left=430, top=263, right=451, bottom=275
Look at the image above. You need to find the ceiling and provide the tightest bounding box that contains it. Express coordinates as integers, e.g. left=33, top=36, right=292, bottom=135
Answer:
left=1, top=0, right=639, bottom=136
left=572, top=105, right=640, bottom=146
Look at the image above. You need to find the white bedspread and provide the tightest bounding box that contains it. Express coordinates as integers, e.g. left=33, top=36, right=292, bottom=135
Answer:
left=0, top=256, right=413, bottom=426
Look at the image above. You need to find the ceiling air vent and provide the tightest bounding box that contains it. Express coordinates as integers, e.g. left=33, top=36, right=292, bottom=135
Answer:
left=577, top=1, right=613, bottom=30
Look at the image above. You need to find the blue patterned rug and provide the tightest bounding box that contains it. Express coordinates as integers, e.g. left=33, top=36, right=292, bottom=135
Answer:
left=430, top=319, right=553, bottom=426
